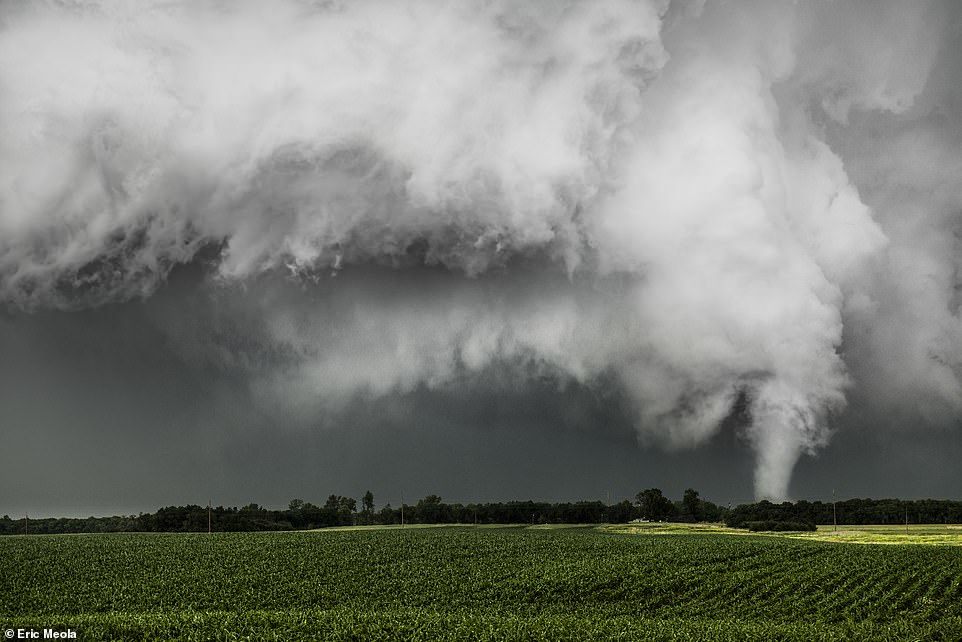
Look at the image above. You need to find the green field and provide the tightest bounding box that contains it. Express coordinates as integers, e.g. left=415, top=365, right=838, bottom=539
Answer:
left=2, top=525, right=961, bottom=641
left=607, top=521, right=962, bottom=546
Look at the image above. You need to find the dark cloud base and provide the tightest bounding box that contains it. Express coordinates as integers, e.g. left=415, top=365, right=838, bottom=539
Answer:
left=2, top=269, right=958, bottom=518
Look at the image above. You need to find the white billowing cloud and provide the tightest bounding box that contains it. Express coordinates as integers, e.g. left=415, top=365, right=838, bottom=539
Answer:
left=1, top=0, right=958, bottom=500
left=584, top=1, right=887, bottom=498
left=790, top=0, right=962, bottom=437
left=0, top=0, right=667, bottom=301
left=835, top=124, right=962, bottom=426
left=791, top=0, right=944, bottom=123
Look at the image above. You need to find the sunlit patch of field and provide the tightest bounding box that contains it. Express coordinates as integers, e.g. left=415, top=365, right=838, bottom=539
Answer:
left=603, top=522, right=741, bottom=536
left=604, top=522, right=962, bottom=546
left=312, top=523, right=466, bottom=532
left=317, top=523, right=594, bottom=532
left=787, top=524, right=962, bottom=546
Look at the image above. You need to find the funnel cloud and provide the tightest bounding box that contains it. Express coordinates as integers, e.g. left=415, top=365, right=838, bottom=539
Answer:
left=2, top=0, right=961, bottom=505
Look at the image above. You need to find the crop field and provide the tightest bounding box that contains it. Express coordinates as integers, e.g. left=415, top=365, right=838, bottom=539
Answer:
left=2, top=526, right=962, bottom=641
left=798, top=524, right=962, bottom=546
left=607, top=521, right=962, bottom=546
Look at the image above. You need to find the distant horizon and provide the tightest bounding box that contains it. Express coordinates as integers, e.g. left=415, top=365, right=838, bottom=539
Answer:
left=11, top=491, right=962, bottom=521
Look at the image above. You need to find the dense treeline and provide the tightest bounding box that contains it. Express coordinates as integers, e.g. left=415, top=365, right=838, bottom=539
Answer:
left=725, top=498, right=962, bottom=529
left=3, top=492, right=961, bottom=534
left=0, top=488, right=721, bottom=534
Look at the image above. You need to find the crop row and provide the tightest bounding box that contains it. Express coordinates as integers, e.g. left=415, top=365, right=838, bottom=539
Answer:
left=2, top=527, right=961, bottom=639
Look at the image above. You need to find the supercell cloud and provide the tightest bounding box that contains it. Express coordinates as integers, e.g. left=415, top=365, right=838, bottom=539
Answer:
left=1, top=0, right=960, bottom=500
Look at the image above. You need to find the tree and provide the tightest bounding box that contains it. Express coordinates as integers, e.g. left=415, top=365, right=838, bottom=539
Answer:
left=682, top=488, right=701, bottom=521
left=322, top=495, right=357, bottom=525
left=288, top=498, right=304, bottom=512
left=608, top=500, right=636, bottom=524
left=378, top=504, right=397, bottom=525
left=359, top=490, right=375, bottom=525
left=416, top=495, right=443, bottom=523
left=635, top=488, right=673, bottom=521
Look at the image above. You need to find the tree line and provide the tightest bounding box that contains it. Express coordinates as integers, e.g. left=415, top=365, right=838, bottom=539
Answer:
left=724, top=498, right=962, bottom=529
left=3, top=492, right=961, bottom=534
left=0, top=488, right=716, bottom=534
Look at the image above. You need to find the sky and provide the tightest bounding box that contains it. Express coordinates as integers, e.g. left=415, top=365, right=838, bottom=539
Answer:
left=1, top=0, right=961, bottom=517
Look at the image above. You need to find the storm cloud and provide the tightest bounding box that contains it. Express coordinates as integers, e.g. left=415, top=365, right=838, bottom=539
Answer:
left=1, top=0, right=961, bottom=503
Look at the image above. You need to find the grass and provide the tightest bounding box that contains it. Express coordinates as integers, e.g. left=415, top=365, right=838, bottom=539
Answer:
left=2, top=526, right=961, bottom=640
left=605, top=521, right=962, bottom=546
left=797, top=523, right=962, bottom=546
left=604, top=521, right=740, bottom=535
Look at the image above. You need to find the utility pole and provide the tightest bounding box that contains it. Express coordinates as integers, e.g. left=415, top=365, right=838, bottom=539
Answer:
left=24, top=512, right=28, bottom=536
left=905, top=505, right=909, bottom=534
left=400, top=493, right=405, bottom=527
left=832, top=489, right=837, bottom=533
left=208, top=500, right=212, bottom=534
